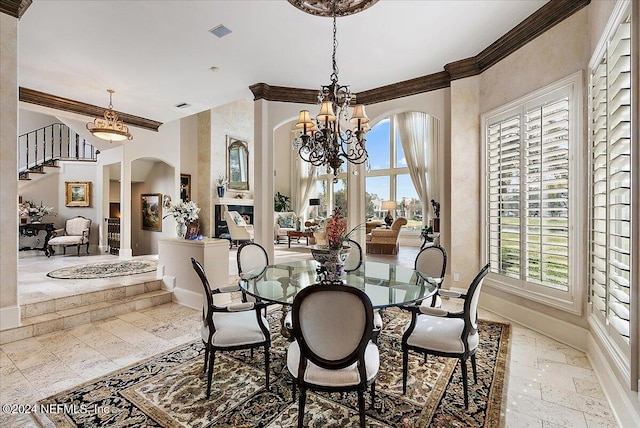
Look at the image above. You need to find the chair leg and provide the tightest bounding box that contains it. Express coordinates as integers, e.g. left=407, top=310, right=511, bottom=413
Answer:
left=402, top=348, right=409, bottom=394
left=461, top=357, right=469, bottom=409
left=424, top=353, right=427, bottom=364
left=203, top=345, right=209, bottom=373
left=250, top=348, right=254, bottom=359
left=63, top=247, right=66, bottom=255
left=369, top=381, right=376, bottom=409
left=471, top=354, right=478, bottom=384
left=206, top=351, right=216, bottom=398
left=297, top=386, right=306, bottom=428
left=292, top=381, right=296, bottom=403
left=264, top=345, right=270, bottom=390
left=358, top=389, right=366, bottom=427
left=77, top=244, right=80, bottom=256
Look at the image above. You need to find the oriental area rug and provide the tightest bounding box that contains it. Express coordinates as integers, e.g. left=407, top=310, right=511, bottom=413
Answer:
left=36, top=310, right=510, bottom=427
left=47, top=260, right=157, bottom=279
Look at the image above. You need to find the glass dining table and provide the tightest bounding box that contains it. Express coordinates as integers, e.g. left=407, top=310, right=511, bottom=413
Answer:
left=239, top=259, right=440, bottom=336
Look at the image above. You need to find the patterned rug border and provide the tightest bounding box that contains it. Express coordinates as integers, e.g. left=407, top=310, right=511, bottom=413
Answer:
left=46, top=260, right=157, bottom=279
left=36, top=317, right=511, bottom=428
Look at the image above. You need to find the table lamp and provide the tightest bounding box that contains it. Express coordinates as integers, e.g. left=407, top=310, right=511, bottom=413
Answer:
left=381, top=200, right=396, bottom=226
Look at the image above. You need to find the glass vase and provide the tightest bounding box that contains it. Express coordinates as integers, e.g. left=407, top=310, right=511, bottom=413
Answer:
left=176, top=222, right=187, bottom=239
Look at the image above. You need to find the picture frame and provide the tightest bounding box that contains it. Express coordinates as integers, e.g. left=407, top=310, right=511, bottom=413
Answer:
left=65, top=181, right=91, bottom=207
left=185, top=220, right=200, bottom=240
left=141, top=193, right=162, bottom=231
left=180, top=174, right=191, bottom=202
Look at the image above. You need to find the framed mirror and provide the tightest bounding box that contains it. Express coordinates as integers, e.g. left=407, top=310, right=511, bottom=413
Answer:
left=227, top=136, right=249, bottom=191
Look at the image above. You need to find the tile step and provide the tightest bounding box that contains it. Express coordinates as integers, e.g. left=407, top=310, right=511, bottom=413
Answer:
left=20, top=279, right=163, bottom=320
left=1, top=290, right=173, bottom=345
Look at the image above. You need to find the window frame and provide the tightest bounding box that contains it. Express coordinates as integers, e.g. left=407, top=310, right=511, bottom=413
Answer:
left=480, top=72, right=585, bottom=315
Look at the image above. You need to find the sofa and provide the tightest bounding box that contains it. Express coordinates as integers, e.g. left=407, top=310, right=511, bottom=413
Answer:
left=366, top=217, right=407, bottom=255
left=274, top=211, right=297, bottom=243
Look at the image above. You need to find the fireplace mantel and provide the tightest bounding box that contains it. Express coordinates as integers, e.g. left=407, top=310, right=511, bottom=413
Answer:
left=212, top=197, right=253, bottom=206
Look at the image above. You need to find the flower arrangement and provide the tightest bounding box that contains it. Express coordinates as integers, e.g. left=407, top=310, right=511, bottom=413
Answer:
left=163, top=200, right=200, bottom=224
left=216, top=174, right=228, bottom=187
left=324, top=207, right=363, bottom=250
left=19, top=200, right=55, bottom=221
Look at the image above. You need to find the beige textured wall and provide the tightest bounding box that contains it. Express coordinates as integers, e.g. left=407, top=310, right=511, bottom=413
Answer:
left=0, top=12, right=19, bottom=324
left=480, top=9, right=589, bottom=114
left=450, top=75, right=482, bottom=288
left=197, top=111, right=211, bottom=236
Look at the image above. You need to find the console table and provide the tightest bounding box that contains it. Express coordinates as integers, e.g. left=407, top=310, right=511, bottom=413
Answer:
left=19, top=222, right=55, bottom=256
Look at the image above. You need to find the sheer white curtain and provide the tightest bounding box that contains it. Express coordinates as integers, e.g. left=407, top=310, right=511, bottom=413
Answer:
left=292, top=156, right=317, bottom=219
left=396, top=112, right=439, bottom=225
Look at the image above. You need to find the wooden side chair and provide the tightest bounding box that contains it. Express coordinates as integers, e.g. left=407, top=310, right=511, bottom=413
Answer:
left=191, top=257, right=271, bottom=398
left=401, top=263, right=490, bottom=408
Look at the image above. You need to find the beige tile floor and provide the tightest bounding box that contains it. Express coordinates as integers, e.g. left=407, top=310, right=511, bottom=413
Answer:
left=0, top=245, right=620, bottom=427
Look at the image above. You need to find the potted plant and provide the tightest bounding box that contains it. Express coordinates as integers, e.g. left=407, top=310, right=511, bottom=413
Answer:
left=274, top=191, right=291, bottom=212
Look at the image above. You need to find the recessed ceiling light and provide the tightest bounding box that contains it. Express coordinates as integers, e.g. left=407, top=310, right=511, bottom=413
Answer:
left=174, top=102, right=191, bottom=109
left=209, top=24, right=232, bottom=38
left=210, top=66, right=220, bottom=72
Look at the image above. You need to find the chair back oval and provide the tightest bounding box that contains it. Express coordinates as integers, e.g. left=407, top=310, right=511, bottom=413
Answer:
left=291, top=284, right=373, bottom=370
left=464, top=263, right=491, bottom=333
left=191, top=258, right=215, bottom=323
left=343, top=239, right=363, bottom=272
left=414, top=245, right=447, bottom=280
left=237, top=242, right=269, bottom=274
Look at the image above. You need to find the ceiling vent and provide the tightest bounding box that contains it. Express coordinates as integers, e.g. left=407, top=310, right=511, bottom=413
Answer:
left=174, top=102, right=191, bottom=109
left=209, top=24, right=232, bottom=38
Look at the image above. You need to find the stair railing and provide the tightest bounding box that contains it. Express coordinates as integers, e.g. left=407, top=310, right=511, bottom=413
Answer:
left=18, top=123, right=98, bottom=177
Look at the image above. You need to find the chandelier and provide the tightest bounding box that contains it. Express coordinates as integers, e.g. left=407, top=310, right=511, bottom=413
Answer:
left=293, top=1, right=369, bottom=182
left=86, top=89, right=133, bottom=142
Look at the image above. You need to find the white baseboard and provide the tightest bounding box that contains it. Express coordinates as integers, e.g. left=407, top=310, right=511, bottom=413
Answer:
left=587, top=332, right=640, bottom=427
left=0, top=305, right=21, bottom=330
left=480, top=293, right=640, bottom=425
left=172, top=287, right=201, bottom=310
left=479, top=292, right=589, bottom=351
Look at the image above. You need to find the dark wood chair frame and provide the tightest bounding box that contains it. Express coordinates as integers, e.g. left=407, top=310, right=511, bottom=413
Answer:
left=344, top=238, right=363, bottom=272
left=413, top=244, right=447, bottom=307
left=401, top=263, right=490, bottom=408
left=289, top=284, right=377, bottom=428
left=191, top=257, right=271, bottom=398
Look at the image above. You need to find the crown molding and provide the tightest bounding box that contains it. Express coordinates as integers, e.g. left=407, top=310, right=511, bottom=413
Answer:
left=252, top=0, right=590, bottom=105
left=0, top=0, right=32, bottom=18
left=19, top=87, right=162, bottom=132
left=356, top=72, right=451, bottom=105
left=249, top=83, right=319, bottom=105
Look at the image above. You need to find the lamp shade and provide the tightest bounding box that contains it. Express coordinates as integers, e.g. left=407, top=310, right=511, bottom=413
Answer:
left=296, top=110, right=313, bottom=128
left=381, top=200, right=396, bottom=210
left=309, top=198, right=321, bottom=206
left=316, top=101, right=336, bottom=122
left=349, top=104, right=369, bottom=125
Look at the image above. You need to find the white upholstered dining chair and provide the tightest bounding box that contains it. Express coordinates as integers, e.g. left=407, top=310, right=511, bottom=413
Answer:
left=401, top=263, right=490, bottom=408
left=287, top=283, right=379, bottom=427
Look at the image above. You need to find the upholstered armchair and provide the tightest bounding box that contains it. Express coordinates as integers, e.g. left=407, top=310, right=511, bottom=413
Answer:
left=47, top=216, right=91, bottom=256
left=366, top=217, right=407, bottom=255
left=224, top=210, right=254, bottom=248
left=274, top=212, right=297, bottom=243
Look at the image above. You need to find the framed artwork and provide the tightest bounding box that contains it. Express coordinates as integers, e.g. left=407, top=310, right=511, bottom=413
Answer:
left=65, top=181, right=91, bottom=207
left=185, top=220, right=200, bottom=240
left=141, top=193, right=162, bottom=231
left=180, top=174, right=191, bottom=202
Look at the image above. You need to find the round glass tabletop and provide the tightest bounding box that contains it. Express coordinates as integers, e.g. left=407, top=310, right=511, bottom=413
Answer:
left=239, top=260, right=439, bottom=309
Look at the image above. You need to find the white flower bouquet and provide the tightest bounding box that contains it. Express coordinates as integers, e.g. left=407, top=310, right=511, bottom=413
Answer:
left=163, top=200, right=200, bottom=224
left=19, top=200, right=55, bottom=220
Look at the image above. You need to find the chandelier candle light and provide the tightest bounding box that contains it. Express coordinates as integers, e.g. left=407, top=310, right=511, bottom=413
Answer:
left=293, top=0, right=369, bottom=183
left=86, top=89, right=133, bottom=142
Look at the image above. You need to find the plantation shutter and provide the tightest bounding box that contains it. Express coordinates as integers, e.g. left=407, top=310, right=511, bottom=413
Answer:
left=487, top=115, right=521, bottom=279
left=524, top=99, right=570, bottom=291
left=589, top=11, right=631, bottom=349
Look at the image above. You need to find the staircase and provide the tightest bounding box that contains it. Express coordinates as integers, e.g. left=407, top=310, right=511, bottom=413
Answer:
left=18, top=123, right=98, bottom=180
left=0, top=280, right=172, bottom=345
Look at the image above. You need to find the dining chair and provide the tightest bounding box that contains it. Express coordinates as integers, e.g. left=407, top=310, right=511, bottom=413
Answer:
left=343, top=239, right=363, bottom=272
left=414, top=244, right=447, bottom=308
left=401, top=263, right=490, bottom=408
left=191, top=257, right=271, bottom=398
left=287, top=283, right=379, bottom=428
